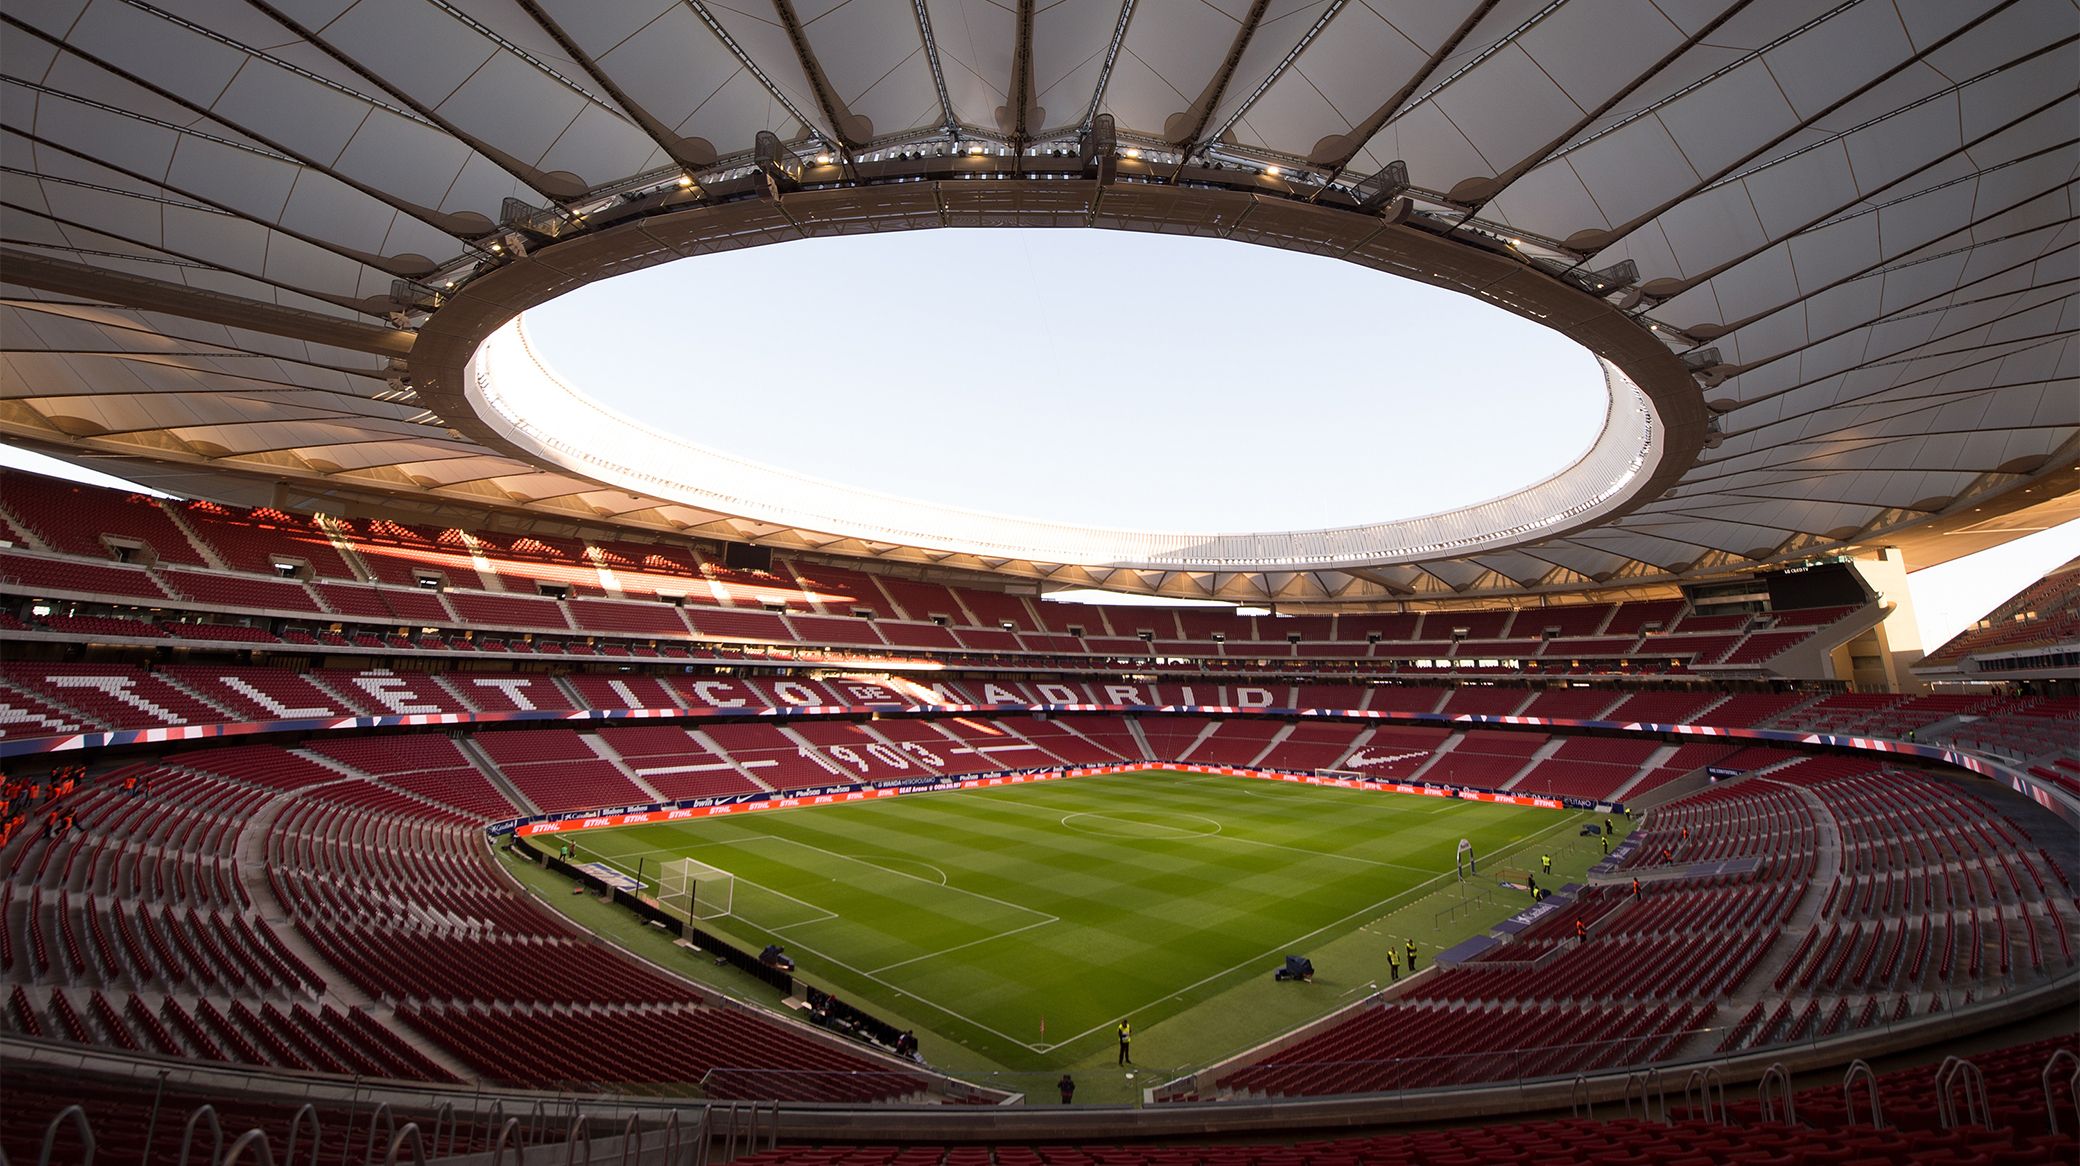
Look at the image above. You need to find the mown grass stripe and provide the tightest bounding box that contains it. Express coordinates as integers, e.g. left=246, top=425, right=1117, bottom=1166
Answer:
left=565, top=770, right=1581, bottom=1068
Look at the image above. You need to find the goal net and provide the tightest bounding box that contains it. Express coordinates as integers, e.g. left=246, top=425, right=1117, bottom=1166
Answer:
left=657, top=857, right=736, bottom=922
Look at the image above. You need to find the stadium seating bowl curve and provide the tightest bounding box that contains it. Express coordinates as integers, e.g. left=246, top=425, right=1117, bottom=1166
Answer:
left=0, top=469, right=2076, bottom=1161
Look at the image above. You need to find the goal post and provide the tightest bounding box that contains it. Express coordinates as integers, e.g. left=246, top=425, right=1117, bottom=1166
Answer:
left=657, top=857, right=736, bottom=922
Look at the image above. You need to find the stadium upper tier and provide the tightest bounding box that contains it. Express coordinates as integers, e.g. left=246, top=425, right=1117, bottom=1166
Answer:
left=2, top=0, right=2074, bottom=603
left=1917, top=557, right=2080, bottom=682
left=0, top=469, right=1883, bottom=677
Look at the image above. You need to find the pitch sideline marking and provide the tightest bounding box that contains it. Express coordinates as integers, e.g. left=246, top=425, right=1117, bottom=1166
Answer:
left=1027, top=807, right=1593, bottom=1053
left=1057, top=810, right=1223, bottom=839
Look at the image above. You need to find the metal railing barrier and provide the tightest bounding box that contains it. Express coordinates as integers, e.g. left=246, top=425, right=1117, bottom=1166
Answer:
left=178, top=1105, right=223, bottom=1166
left=1842, top=1059, right=1884, bottom=1129
left=38, top=1105, right=95, bottom=1166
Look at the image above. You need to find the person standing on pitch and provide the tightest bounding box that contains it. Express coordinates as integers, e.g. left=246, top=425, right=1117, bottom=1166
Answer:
left=1058, top=1074, right=1075, bottom=1104
left=1541, top=854, right=1553, bottom=875
left=1387, top=950, right=1400, bottom=980
left=1406, top=938, right=1419, bottom=972
left=1116, top=1019, right=1133, bottom=1066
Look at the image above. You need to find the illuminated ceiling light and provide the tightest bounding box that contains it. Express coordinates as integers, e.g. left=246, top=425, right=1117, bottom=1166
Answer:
left=815, top=153, right=832, bottom=165
left=969, top=145, right=987, bottom=156
left=676, top=175, right=695, bottom=188
left=1264, top=165, right=1281, bottom=177
left=1123, top=147, right=1141, bottom=159
left=489, top=242, right=503, bottom=253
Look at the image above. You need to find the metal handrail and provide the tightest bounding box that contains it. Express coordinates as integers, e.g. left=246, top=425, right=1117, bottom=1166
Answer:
left=1934, top=1056, right=1989, bottom=1130
left=1756, top=1062, right=1796, bottom=1125
left=1568, top=1073, right=1593, bottom=1119
left=380, top=1124, right=426, bottom=1166
left=686, top=1107, right=708, bottom=1166
left=282, top=1105, right=320, bottom=1166
left=2045, top=1048, right=2079, bottom=1136
left=614, top=1115, right=637, bottom=1166
left=665, top=1109, right=689, bottom=1166
left=717, top=1104, right=737, bottom=1165
left=487, top=1119, right=526, bottom=1166
left=38, top=1105, right=94, bottom=1166
left=1842, top=1059, right=1883, bottom=1129
left=178, top=1105, right=223, bottom=1166
left=563, top=1115, right=591, bottom=1166
left=362, top=1104, right=396, bottom=1166
left=222, top=1130, right=277, bottom=1166
left=1621, top=1067, right=1666, bottom=1124
left=334, top=1083, right=361, bottom=1166
left=429, top=1104, right=455, bottom=1161
left=1682, top=1064, right=1725, bottom=1125
left=139, top=1070, right=171, bottom=1166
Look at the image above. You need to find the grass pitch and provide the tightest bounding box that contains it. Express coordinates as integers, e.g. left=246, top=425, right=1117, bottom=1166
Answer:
left=568, top=769, right=1582, bottom=1073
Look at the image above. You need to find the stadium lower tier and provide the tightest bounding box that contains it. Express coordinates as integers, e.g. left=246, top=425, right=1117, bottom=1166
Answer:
left=1188, top=754, right=2075, bottom=1100
left=2, top=708, right=2075, bottom=1111
left=5, top=1036, right=2074, bottom=1165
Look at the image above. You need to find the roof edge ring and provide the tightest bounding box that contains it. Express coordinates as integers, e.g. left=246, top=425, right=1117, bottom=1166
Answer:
left=411, top=180, right=1707, bottom=573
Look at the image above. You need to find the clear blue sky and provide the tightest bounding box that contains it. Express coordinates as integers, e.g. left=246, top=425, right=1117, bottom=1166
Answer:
left=522, top=228, right=1609, bottom=532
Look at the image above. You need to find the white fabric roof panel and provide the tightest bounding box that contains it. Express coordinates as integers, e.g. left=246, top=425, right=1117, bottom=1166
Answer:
left=684, top=2, right=829, bottom=139
left=0, top=0, right=2070, bottom=603
left=923, top=0, right=1013, bottom=132
left=572, top=2, right=810, bottom=157
left=1193, top=0, right=1340, bottom=144
left=802, top=0, right=940, bottom=138
left=1029, top=0, right=1123, bottom=134
left=1099, top=3, right=1246, bottom=136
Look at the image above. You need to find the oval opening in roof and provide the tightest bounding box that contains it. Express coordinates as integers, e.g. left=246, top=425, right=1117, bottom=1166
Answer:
left=473, top=226, right=1653, bottom=570
left=519, top=229, right=1606, bottom=527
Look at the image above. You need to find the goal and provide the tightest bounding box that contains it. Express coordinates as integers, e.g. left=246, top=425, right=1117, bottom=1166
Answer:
left=657, top=857, right=736, bottom=922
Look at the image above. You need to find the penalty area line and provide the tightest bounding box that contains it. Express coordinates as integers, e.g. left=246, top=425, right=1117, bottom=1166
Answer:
left=866, top=914, right=1061, bottom=976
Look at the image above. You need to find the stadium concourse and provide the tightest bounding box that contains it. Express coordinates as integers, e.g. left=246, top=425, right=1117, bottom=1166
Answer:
left=0, top=469, right=2074, bottom=1163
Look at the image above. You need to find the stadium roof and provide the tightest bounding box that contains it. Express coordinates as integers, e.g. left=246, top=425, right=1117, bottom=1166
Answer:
left=2, top=0, right=2075, bottom=605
